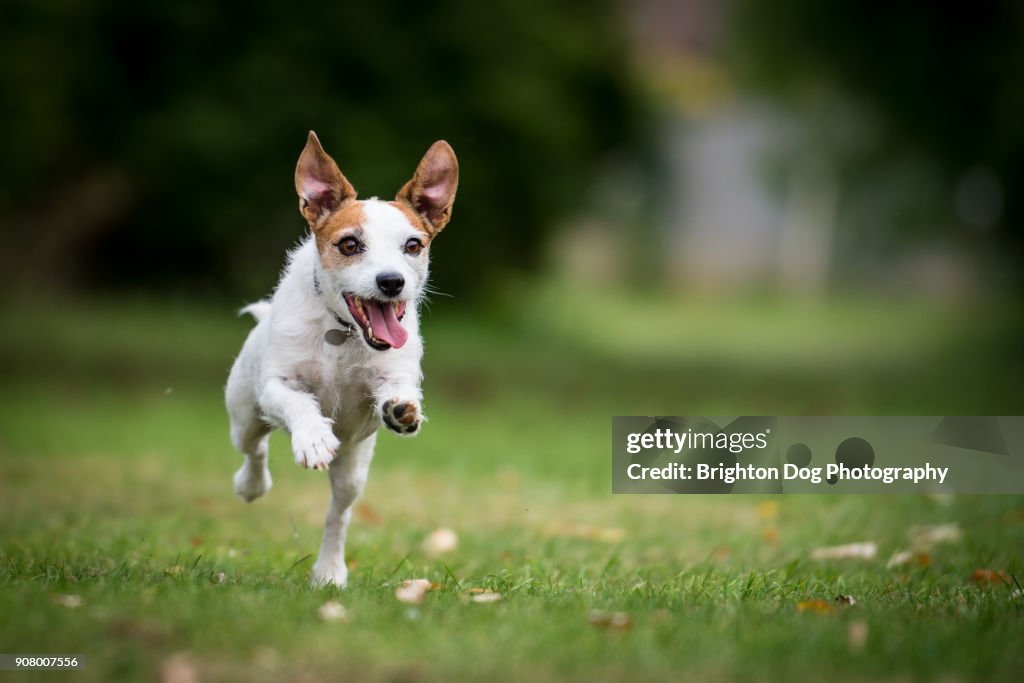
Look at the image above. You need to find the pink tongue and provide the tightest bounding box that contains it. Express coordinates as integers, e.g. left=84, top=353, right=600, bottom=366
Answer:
left=365, top=301, right=408, bottom=349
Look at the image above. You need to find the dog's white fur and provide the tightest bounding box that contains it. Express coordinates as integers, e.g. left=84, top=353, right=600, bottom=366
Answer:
left=226, top=134, right=455, bottom=587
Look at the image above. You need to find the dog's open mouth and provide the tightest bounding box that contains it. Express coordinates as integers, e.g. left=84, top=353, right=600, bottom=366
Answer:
left=343, top=294, right=408, bottom=350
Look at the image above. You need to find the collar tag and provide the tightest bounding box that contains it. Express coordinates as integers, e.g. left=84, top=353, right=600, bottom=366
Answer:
left=324, top=328, right=349, bottom=346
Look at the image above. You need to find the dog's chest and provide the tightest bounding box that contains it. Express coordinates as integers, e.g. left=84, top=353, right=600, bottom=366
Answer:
left=302, top=342, right=377, bottom=439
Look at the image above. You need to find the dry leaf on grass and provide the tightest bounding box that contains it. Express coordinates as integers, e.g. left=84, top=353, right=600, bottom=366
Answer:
left=887, top=550, right=931, bottom=568
left=421, top=528, right=458, bottom=556
left=395, top=578, right=434, bottom=604
left=317, top=600, right=350, bottom=622
left=969, top=568, right=1010, bottom=586
left=54, top=594, right=84, bottom=609
left=159, top=652, right=198, bottom=683
left=587, top=610, right=632, bottom=631
left=835, top=594, right=857, bottom=606
left=756, top=500, right=779, bottom=520
left=354, top=503, right=381, bottom=526
left=809, top=542, right=877, bottom=561
left=468, top=591, right=502, bottom=604
left=908, top=523, right=961, bottom=548
left=545, top=523, right=625, bottom=544
left=796, top=599, right=835, bottom=614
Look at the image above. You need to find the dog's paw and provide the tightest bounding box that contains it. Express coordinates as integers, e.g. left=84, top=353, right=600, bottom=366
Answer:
left=381, top=399, right=422, bottom=435
left=233, top=462, right=273, bottom=502
left=311, top=561, right=349, bottom=588
left=291, top=422, right=340, bottom=470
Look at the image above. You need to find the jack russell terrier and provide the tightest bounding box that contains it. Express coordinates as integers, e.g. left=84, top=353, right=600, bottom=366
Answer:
left=226, top=131, right=457, bottom=586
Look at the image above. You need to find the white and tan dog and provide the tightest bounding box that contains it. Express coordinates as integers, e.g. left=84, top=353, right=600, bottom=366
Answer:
left=226, top=131, right=457, bottom=586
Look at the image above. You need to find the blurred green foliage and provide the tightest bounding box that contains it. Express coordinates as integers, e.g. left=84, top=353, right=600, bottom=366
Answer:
left=0, top=0, right=646, bottom=299
left=728, top=0, right=1024, bottom=279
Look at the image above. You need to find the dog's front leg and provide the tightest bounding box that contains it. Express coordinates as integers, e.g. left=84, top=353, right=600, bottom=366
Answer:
left=258, top=376, right=340, bottom=469
left=311, top=433, right=376, bottom=587
left=374, top=360, right=424, bottom=436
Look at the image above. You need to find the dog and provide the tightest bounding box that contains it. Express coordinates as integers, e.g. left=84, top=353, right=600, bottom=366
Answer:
left=225, top=131, right=457, bottom=586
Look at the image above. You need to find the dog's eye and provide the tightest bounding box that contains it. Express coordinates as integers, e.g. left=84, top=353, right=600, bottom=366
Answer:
left=404, top=238, right=424, bottom=256
left=337, top=237, right=362, bottom=256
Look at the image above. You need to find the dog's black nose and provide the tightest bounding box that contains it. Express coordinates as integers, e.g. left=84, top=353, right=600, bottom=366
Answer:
left=376, top=272, right=405, bottom=297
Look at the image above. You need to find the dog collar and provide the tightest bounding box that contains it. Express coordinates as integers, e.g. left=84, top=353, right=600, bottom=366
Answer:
left=314, top=269, right=356, bottom=345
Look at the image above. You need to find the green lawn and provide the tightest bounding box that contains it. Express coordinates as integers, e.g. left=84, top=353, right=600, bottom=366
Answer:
left=1, top=287, right=1022, bottom=682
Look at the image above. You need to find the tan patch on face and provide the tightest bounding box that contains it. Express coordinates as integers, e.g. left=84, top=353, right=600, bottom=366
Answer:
left=314, top=200, right=366, bottom=267
left=388, top=200, right=435, bottom=241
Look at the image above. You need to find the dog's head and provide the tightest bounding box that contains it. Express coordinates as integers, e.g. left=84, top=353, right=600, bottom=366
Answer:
left=294, top=131, right=458, bottom=351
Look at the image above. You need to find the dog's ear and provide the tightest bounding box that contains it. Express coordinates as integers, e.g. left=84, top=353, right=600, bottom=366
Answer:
left=295, top=131, right=356, bottom=225
left=396, top=141, right=458, bottom=235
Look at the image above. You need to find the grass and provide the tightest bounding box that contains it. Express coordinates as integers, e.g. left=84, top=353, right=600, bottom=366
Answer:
left=0, top=284, right=1022, bottom=682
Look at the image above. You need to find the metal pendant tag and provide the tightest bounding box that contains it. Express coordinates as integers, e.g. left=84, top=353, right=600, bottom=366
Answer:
left=324, top=329, right=348, bottom=346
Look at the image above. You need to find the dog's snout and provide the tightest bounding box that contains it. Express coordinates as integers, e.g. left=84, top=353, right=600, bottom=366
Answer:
left=376, top=272, right=405, bottom=297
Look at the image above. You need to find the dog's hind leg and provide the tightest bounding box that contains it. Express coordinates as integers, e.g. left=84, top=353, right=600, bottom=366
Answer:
left=227, top=335, right=274, bottom=502
left=230, top=415, right=272, bottom=502
left=227, top=364, right=272, bottom=502
left=311, top=433, right=377, bottom=587
left=229, top=407, right=272, bottom=502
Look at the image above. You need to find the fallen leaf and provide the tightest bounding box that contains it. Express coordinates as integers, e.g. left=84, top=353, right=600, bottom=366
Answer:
left=970, top=568, right=1010, bottom=586
left=395, top=578, right=433, bottom=604
left=796, top=599, right=835, bottom=614
left=809, top=542, right=877, bottom=561
left=835, top=594, right=857, bottom=606
left=908, top=523, right=961, bottom=548
left=354, top=503, right=381, bottom=526
left=469, top=591, right=502, bottom=604
left=159, top=652, right=198, bottom=683
left=847, top=619, right=869, bottom=651
left=756, top=500, right=779, bottom=520
left=545, top=523, right=625, bottom=543
left=210, top=571, right=226, bottom=584
left=54, top=594, right=84, bottom=609
left=317, top=600, right=350, bottom=622
left=587, top=610, right=632, bottom=631
left=421, top=528, right=458, bottom=556
left=887, top=550, right=931, bottom=568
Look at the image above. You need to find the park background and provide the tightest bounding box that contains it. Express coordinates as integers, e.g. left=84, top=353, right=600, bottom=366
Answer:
left=1, top=1, right=1022, bottom=681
